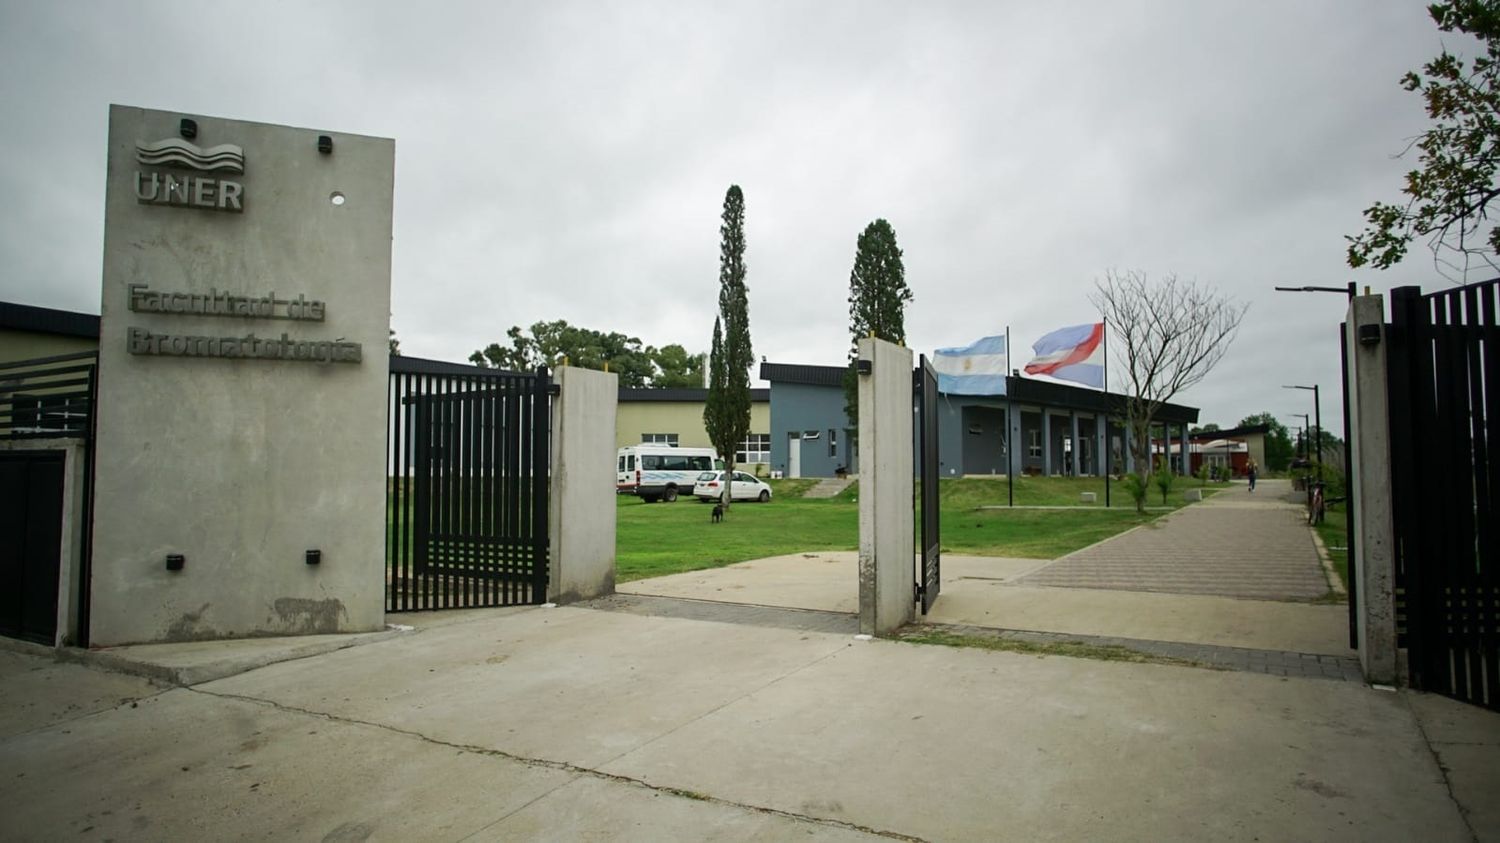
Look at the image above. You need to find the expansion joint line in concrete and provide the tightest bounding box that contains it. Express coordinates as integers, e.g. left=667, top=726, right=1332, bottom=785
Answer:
left=1403, top=694, right=1483, bottom=843
left=0, top=687, right=178, bottom=744
left=189, top=686, right=926, bottom=843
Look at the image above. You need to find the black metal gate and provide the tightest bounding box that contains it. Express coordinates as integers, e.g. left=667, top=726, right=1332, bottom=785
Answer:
left=1387, top=283, right=1499, bottom=711
left=916, top=355, right=941, bottom=614
left=387, top=356, right=551, bottom=612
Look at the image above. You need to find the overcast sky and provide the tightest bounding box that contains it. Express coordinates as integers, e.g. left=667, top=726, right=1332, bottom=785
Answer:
left=0, top=1, right=1478, bottom=434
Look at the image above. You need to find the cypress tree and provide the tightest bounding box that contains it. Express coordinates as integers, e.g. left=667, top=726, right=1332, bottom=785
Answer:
left=843, top=218, right=913, bottom=425
left=703, top=185, right=753, bottom=506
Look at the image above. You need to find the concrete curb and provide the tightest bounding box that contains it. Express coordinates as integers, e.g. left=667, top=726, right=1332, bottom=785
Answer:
left=0, top=626, right=410, bottom=687
left=1308, top=522, right=1348, bottom=596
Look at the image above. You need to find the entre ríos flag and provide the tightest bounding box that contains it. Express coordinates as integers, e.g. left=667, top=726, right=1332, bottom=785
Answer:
left=1024, top=322, right=1105, bottom=388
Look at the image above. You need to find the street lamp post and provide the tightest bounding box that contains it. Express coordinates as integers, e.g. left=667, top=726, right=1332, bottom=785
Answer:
left=1273, top=283, right=1356, bottom=652
left=1288, top=413, right=1310, bottom=492
left=1283, top=384, right=1323, bottom=483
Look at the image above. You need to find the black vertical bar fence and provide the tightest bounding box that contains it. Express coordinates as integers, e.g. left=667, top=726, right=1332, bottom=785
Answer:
left=386, top=356, right=551, bottom=612
left=1387, top=282, right=1498, bottom=711
left=1340, top=320, right=1357, bottom=650
left=915, top=355, right=941, bottom=614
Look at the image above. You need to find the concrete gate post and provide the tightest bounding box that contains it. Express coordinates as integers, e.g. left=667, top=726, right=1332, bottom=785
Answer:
left=857, top=337, right=914, bottom=636
left=547, top=366, right=618, bottom=604
left=1345, top=295, right=1398, bottom=684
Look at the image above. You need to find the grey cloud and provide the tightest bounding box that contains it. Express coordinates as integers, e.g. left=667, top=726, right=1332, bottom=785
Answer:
left=0, top=0, right=1474, bottom=432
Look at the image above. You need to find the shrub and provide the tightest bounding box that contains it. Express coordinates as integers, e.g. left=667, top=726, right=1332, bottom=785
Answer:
left=1153, top=458, right=1175, bottom=504
left=1122, top=472, right=1149, bottom=509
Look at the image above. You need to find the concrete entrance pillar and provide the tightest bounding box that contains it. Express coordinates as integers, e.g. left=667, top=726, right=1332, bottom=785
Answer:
left=1346, top=295, right=1397, bottom=684
left=857, top=337, right=914, bottom=637
left=547, top=366, right=618, bottom=604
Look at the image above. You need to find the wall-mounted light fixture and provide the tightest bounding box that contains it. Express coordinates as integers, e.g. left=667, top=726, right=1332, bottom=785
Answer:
left=317, top=135, right=333, bottom=154
left=166, top=553, right=185, bottom=572
left=1359, top=324, right=1381, bottom=346
left=179, top=119, right=197, bottom=139
left=856, top=360, right=872, bottom=376
left=305, top=549, right=322, bottom=566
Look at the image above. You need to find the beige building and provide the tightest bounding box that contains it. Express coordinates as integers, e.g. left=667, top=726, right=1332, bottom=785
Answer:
left=617, top=387, right=771, bottom=472
left=2, top=306, right=776, bottom=474
left=0, top=302, right=99, bottom=364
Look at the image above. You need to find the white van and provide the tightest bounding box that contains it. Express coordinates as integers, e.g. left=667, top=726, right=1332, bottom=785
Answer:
left=616, top=445, right=723, bottom=503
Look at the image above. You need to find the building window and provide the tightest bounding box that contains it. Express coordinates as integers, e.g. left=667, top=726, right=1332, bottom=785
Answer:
left=829, top=429, right=837, bottom=458
left=1029, top=430, right=1041, bottom=458
left=735, top=433, right=770, bottom=464
left=641, top=433, right=679, bottom=446
left=10, top=394, right=87, bottom=435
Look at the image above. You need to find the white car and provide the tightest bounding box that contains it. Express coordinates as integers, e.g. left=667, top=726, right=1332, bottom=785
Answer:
left=694, top=470, right=773, bottom=503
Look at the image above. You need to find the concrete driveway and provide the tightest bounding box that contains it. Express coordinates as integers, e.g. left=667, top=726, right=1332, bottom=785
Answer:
left=2, top=606, right=1495, bottom=841
left=621, top=550, right=1351, bottom=655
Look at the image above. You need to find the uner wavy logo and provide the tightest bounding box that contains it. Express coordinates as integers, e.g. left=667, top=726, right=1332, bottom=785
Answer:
left=135, top=138, right=245, bottom=174
left=133, top=137, right=246, bottom=213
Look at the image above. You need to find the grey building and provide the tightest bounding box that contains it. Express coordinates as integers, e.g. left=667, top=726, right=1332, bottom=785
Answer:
left=761, top=363, right=854, bottom=479
left=761, top=362, right=1199, bottom=479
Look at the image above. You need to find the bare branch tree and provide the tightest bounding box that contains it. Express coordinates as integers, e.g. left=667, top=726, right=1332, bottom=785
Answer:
left=1090, top=270, right=1248, bottom=511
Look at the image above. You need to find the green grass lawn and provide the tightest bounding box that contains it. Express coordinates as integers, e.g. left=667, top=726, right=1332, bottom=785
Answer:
left=616, top=492, right=856, bottom=581
left=931, top=474, right=1224, bottom=508
left=615, top=476, right=1188, bottom=582
left=1314, top=503, right=1350, bottom=591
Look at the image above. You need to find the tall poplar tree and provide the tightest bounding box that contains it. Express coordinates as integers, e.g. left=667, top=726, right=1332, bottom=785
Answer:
left=703, top=185, right=753, bottom=506
left=843, top=218, right=913, bottom=425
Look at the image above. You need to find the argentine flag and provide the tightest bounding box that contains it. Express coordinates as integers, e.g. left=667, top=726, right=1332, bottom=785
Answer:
left=1024, top=323, right=1105, bottom=388
left=932, top=335, right=1008, bottom=395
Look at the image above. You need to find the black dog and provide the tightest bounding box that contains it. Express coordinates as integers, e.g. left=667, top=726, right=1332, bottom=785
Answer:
left=711, top=503, right=724, bottom=523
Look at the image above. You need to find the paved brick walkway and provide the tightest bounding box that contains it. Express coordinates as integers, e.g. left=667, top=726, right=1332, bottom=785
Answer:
left=1018, top=478, right=1331, bottom=601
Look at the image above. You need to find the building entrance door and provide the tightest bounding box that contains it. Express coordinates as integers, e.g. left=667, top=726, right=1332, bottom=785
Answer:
left=0, top=451, right=64, bottom=645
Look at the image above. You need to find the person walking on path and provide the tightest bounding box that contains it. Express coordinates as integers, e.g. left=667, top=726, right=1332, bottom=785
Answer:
left=1246, top=458, right=1258, bottom=492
